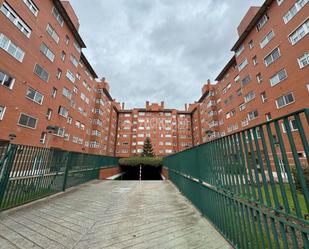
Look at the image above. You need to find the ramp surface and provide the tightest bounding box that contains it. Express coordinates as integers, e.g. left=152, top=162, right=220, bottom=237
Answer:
left=0, top=181, right=232, bottom=249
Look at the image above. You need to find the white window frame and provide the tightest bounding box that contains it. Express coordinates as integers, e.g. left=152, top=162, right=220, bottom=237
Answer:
left=238, top=58, right=248, bottom=71
left=276, top=93, right=295, bottom=109
left=52, top=7, right=64, bottom=26
left=260, top=30, right=275, bottom=49
left=40, top=43, right=55, bottom=62
left=264, top=46, right=281, bottom=67
left=18, top=113, right=38, bottom=129
left=269, top=68, right=287, bottom=87
left=235, top=44, right=244, bottom=57
left=283, top=0, right=308, bottom=24
left=256, top=14, right=269, bottom=31
left=22, top=0, right=39, bottom=16
left=0, top=106, right=6, bottom=120
left=46, top=24, right=59, bottom=43
left=33, top=64, right=49, bottom=82
left=70, top=54, right=78, bottom=67
left=289, top=18, right=309, bottom=45
left=298, top=51, right=309, bottom=68
left=26, top=87, right=44, bottom=105
left=248, top=110, right=259, bottom=121
left=66, top=70, right=76, bottom=83
left=0, top=33, right=25, bottom=62
left=58, top=106, right=69, bottom=118
left=1, top=2, right=32, bottom=38
left=0, top=70, right=15, bottom=89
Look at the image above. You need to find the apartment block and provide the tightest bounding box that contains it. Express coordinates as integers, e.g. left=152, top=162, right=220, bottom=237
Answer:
left=191, top=0, right=309, bottom=166
left=0, top=0, right=116, bottom=155
left=115, top=101, right=193, bottom=157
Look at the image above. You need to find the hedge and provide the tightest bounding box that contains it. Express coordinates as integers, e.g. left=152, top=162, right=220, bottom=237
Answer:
left=119, top=157, right=163, bottom=167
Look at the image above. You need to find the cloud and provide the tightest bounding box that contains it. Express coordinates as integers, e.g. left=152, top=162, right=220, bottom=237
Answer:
left=70, top=0, right=265, bottom=109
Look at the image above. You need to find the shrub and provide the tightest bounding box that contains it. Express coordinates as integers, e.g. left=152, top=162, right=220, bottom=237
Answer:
left=291, top=164, right=309, bottom=191
left=119, top=157, right=163, bottom=167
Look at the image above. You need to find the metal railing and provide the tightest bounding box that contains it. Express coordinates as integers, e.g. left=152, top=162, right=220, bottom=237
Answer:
left=164, top=109, right=309, bottom=249
left=0, top=144, right=119, bottom=211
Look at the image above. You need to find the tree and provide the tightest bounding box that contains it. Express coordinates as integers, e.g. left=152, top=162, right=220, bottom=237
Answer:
left=142, top=137, right=155, bottom=157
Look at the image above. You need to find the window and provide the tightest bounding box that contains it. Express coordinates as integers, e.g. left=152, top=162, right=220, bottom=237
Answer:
left=62, top=87, right=72, bottom=100
left=67, top=116, right=72, bottom=124
left=56, top=68, right=62, bottom=79
left=282, top=119, right=299, bottom=133
left=256, top=73, right=263, bottom=84
left=34, top=64, right=49, bottom=82
left=283, top=0, right=308, bottom=24
left=73, top=40, right=81, bottom=53
left=58, top=106, right=68, bottom=118
left=26, top=88, right=44, bottom=104
left=0, top=33, right=25, bottom=62
left=244, top=91, right=255, bottom=103
left=260, top=30, right=274, bottom=48
left=276, top=93, right=295, bottom=108
left=242, top=75, right=251, bottom=87
left=264, top=47, right=281, bottom=66
left=234, top=75, right=240, bottom=82
left=46, top=108, right=52, bottom=120
left=0, top=70, right=14, bottom=89
left=237, top=88, right=242, bottom=96
left=53, top=127, right=65, bottom=137
left=61, top=51, right=66, bottom=61
left=298, top=52, right=309, bottom=68
left=0, top=106, right=6, bottom=120
left=239, top=103, right=246, bottom=111
left=18, top=113, right=37, bottom=129
left=248, top=110, right=259, bottom=120
left=252, top=56, right=258, bottom=66
left=40, top=43, right=54, bottom=62
left=266, top=113, right=272, bottom=121
left=256, top=14, right=269, bottom=31
left=40, top=132, right=46, bottom=144
left=261, top=91, right=268, bottom=103
left=52, top=7, right=63, bottom=26
left=46, top=24, right=59, bottom=43
left=65, top=35, right=70, bottom=45
left=22, top=0, right=38, bottom=16
left=307, top=83, right=309, bottom=92
left=238, top=58, right=248, bottom=71
left=242, top=118, right=249, bottom=127
left=1, top=2, right=32, bottom=38
left=235, top=44, right=244, bottom=57
left=70, top=54, right=78, bottom=67
left=66, top=70, right=75, bottom=83
left=51, top=87, right=57, bottom=98
left=289, top=19, right=309, bottom=45
left=248, top=40, right=254, bottom=49
left=270, top=69, right=287, bottom=86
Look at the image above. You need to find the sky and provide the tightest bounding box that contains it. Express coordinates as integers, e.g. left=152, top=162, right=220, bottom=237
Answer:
left=70, top=0, right=265, bottom=109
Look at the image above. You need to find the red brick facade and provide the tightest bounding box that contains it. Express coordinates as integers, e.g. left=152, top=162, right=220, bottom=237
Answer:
left=0, top=0, right=308, bottom=159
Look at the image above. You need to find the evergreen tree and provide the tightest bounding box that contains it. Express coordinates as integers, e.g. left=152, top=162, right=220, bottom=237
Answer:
left=142, top=137, right=155, bottom=157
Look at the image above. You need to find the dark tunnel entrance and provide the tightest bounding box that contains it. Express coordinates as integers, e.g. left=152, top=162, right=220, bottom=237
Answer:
left=121, top=166, right=162, bottom=180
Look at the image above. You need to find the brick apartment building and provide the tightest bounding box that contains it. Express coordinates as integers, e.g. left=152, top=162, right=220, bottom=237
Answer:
left=0, top=0, right=308, bottom=159
left=0, top=0, right=116, bottom=155
left=115, top=101, right=193, bottom=157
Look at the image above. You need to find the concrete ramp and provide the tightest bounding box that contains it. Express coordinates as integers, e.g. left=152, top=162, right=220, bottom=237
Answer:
left=0, top=181, right=232, bottom=249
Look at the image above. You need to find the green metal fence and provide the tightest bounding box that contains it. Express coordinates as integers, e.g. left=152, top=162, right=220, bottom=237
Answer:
left=164, top=108, right=309, bottom=249
left=0, top=144, right=119, bottom=211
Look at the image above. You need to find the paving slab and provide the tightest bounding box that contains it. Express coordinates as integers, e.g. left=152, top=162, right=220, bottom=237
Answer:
left=0, top=180, right=233, bottom=249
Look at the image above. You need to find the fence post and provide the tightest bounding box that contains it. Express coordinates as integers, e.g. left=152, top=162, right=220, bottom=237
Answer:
left=62, top=152, right=72, bottom=192
left=0, top=144, right=17, bottom=205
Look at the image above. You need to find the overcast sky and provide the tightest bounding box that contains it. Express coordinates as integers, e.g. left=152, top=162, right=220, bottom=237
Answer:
left=70, top=0, right=264, bottom=109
